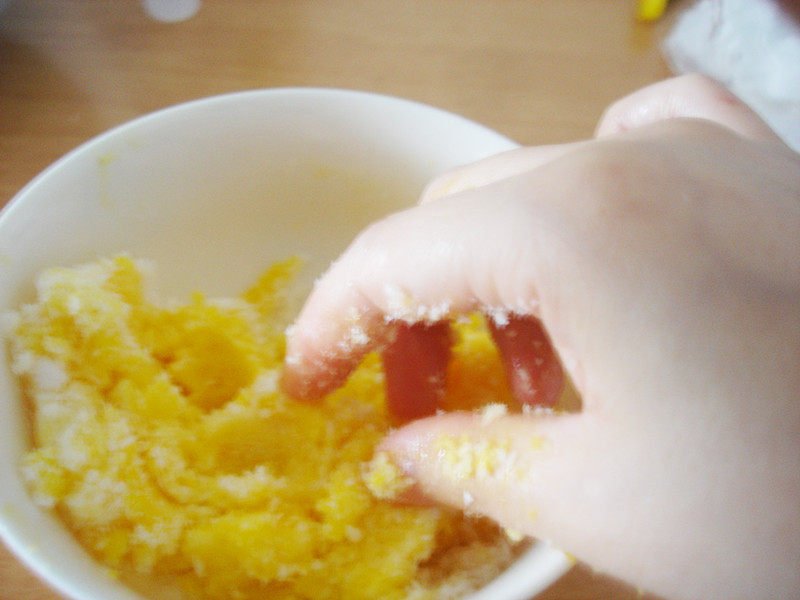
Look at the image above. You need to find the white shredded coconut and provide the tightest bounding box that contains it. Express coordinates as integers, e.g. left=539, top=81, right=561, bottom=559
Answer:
left=436, top=434, right=517, bottom=482
left=345, top=525, right=363, bottom=542
left=19, top=460, right=58, bottom=508
left=105, top=419, right=136, bottom=452
left=383, top=283, right=415, bottom=321
left=479, top=403, right=508, bottom=425
left=30, top=357, right=68, bottom=392
left=462, top=489, right=474, bottom=508
left=504, top=528, right=525, bottom=543
left=251, top=370, right=280, bottom=395
left=10, top=349, right=35, bottom=376
left=424, top=300, right=452, bottom=322
left=0, top=310, right=20, bottom=334
left=217, top=466, right=278, bottom=499
left=64, top=468, right=127, bottom=526
left=57, top=423, right=91, bottom=471
left=276, top=564, right=295, bottom=580
left=347, top=325, right=370, bottom=347
left=382, top=284, right=454, bottom=324
left=207, top=297, right=250, bottom=311
left=66, top=294, right=82, bottom=315
left=39, top=399, right=69, bottom=418
left=485, top=307, right=510, bottom=328
left=514, top=368, right=535, bottom=398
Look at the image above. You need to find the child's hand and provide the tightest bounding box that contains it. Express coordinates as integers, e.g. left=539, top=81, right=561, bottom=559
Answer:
left=283, top=75, right=800, bottom=600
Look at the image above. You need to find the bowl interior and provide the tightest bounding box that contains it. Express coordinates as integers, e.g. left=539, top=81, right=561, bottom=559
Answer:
left=0, top=88, right=568, bottom=600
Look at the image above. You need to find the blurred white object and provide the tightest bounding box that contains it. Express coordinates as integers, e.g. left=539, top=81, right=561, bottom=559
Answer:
left=142, top=0, right=200, bottom=22
left=664, top=0, right=800, bottom=151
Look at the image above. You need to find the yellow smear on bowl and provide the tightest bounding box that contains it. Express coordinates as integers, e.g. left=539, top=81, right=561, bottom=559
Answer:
left=7, top=256, right=522, bottom=600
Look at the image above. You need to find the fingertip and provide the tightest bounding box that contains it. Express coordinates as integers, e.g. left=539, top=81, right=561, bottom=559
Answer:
left=382, top=481, right=438, bottom=507
left=595, top=73, right=782, bottom=143
left=281, top=287, right=386, bottom=402
left=378, top=413, right=535, bottom=513
left=280, top=351, right=348, bottom=402
left=380, top=410, right=601, bottom=548
left=419, top=170, right=465, bottom=204
left=376, top=415, right=454, bottom=504
left=281, top=316, right=374, bottom=402
left=363, top=447, right=439, bottom=507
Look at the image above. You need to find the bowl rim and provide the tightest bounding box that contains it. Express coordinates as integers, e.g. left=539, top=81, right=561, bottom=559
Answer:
left=1, top=85, right=517, bottom=221
left=0, top=86, right=571, bottom=600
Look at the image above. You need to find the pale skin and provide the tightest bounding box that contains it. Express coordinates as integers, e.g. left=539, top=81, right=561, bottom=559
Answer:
left=282, top=75, right=800, bottom=600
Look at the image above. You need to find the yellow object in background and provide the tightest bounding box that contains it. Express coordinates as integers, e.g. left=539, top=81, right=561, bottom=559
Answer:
left=638, top=0, right=668, bottom=21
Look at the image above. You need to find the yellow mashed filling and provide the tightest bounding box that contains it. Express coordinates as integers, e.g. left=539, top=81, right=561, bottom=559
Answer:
left=7, top=255, right=522, bottom=600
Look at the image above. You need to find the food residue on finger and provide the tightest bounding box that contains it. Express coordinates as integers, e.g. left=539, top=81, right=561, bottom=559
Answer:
left=6, top=255, right=527, bottom=600
left=362, top=451, right=415, bottom=501
left=435, top=434, right=516, bottom=483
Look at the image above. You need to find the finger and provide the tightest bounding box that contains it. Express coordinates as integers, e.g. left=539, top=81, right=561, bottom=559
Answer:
left=486, top=314, right=563, bottom=408
left=382, top=321, right=451, bottom=424
left=377, top=411, right=686, bottom=600
left=595, top=73, right=783, bottom=143
left=379, top=411, right=605, bottom=556
left=282, top=186, right=549, bottom=402
left=419, top=142, right=585, bottom=204
left=282, top=289, right=388, bottom=401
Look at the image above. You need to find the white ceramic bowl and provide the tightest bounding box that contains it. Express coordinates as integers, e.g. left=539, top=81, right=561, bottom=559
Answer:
left=0, top=88, right=570, bottom=600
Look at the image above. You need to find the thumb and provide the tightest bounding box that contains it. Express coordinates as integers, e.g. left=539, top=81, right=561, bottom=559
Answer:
left=379, top=411, right=610, bottom=553
left=378, top=409, right=719, bottom=600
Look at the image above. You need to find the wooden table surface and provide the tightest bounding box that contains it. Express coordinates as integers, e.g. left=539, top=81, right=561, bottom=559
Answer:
left=1, top=1, right=675, bottom=599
